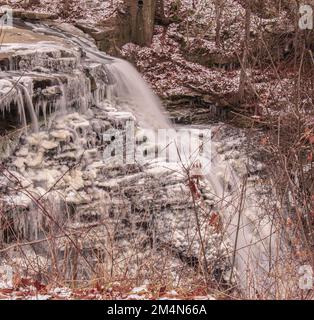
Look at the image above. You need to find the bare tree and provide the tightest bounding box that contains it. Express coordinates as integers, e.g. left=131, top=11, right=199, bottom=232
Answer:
left=238, top=1, right=252, bottom=101
left=214, top=0, right=224, bottom=47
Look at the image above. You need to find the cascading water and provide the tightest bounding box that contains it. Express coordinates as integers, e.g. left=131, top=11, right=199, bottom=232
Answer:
left=104, top=57, right=278, bottom=294
left=105, top=59, right=171, bottom=129
left=23, top=21, right=171, bottom=129
left=206, top=141, right=278, bottom=291
left=0, top=19, right=280, bottom=295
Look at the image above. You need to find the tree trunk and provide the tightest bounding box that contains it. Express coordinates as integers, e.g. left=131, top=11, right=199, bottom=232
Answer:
left=238, top=1, right=251, bottom=102
left=124, top=0, right=157, bottom=46
left=215, top=0, right=223, bottom=47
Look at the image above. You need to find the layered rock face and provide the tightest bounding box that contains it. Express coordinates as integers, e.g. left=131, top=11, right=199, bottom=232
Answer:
left=0, top=22, right=232, bottom=284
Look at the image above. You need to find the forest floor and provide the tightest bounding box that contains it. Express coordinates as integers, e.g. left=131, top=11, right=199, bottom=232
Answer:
left=0, top=271, right=217, bottom=300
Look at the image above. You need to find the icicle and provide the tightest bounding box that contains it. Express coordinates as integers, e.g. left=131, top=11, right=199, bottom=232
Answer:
left=18, top=84, right=39, bottom=133
left=17, top=89, right=27, bottom=130
left=41, top=100, right=48, bottom=126
left=56, top=79, right=67, bottom=116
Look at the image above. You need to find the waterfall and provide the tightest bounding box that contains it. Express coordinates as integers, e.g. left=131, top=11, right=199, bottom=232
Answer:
left=18, top=21, right=170, bottom=130
left=106, top=59, right=171, bottom=129
left=207, top=143, right=277, bottom=291
left=0, top=20, right=280, bottom=295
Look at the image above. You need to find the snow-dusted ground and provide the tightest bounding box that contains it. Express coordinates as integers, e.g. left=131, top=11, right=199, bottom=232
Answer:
left=7, top=0, right=123, bottom=26
left=0, top=275, right=215, bottom=300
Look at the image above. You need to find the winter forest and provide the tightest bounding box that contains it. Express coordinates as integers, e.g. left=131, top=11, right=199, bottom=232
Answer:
left=0, top=0, right=313, bottom=301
